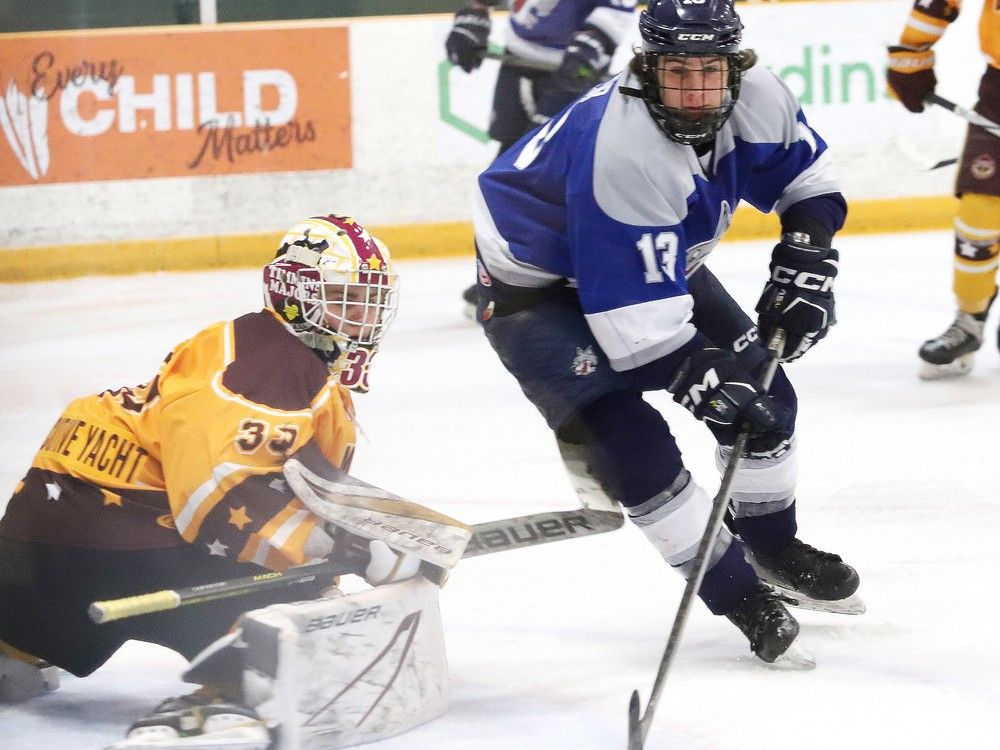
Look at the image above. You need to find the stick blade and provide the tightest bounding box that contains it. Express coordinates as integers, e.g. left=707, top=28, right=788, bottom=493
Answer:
left=627, top=690, right=643, bottom=750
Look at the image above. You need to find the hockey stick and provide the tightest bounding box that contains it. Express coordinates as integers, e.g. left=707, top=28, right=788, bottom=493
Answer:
left=483, top=48, right=558, bottom=73
left=89, top=503, right=623, bottom=624
left=627, top=329, right=786, bottom=750
left=925, top=92, right=1000, bottom=138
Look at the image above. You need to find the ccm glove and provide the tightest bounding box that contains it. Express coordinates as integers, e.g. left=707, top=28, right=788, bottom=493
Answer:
left=887, top=44, right=935, bottom=113
left=445, top=3, right=493, bottom=73
left=756, top=234, right=839, bottom=362
left=669, top=347, right=781, bottom=446
left=536, top=26, right=614, bottom=118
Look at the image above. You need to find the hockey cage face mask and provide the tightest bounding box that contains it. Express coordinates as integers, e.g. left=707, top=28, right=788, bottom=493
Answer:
left=636, top=0, right=746, bottom=146
left=642, top=53, right=740, bottom=146
left=264, top=215, right=399, bottom=391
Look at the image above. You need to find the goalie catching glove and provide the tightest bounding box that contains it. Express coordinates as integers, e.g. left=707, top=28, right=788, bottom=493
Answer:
left=756, top=234, right=838, bottom=362
left=669, top=347, right=784, bottom=447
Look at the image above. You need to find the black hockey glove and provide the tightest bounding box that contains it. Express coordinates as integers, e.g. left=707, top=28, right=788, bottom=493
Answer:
left=755, top=234, right=839, bottom=363
left=445, top=3, right=492, bottom=73
left=536, top=26, right=615, bottom=118
left=669, top=347, right=782, bottom=447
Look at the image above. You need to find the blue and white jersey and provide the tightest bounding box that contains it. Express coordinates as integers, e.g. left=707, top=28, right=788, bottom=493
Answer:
left=504, top=0, right=637, bottom=69
left=474, top=65, right=841, bottom=372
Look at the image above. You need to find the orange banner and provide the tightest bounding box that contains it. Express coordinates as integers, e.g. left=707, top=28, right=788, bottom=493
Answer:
left=0, top=24, right=352, bottom=185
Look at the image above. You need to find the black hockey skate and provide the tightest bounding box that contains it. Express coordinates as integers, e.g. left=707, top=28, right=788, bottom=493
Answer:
left=918, top=310, right=986, bottom=380
left=724, top=583, right=801, bottom=664
left=744, top=538, right=865, bottom=615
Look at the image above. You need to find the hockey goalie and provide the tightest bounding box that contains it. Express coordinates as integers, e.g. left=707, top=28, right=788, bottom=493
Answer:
left=0, top=215, right=469, bottom=748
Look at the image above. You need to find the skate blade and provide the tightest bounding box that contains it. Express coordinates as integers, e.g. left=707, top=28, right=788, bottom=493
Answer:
left=767, top=583, right=866, bottom=616
left=768, top=640, right=816, bottom=671
left=918, top=355, right=974, bottom=380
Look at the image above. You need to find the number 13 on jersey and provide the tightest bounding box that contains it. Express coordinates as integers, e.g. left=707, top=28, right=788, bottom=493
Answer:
left=636, top=231, right=679, bottom=283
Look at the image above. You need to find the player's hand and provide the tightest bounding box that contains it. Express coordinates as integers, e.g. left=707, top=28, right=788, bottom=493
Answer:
left=756, top=235, right=838, bottom=362
left=887, top=44, right=935, bottom=113
left=446, top=3, right=492, bottom=73
left=536, top=26, right=614, bottom=118
left=363, top=540, right=422, bottom=586
left=669, top=347, right=782, bottom=446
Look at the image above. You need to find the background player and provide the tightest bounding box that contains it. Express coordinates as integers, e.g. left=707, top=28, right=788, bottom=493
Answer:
left=445, top=0, right=638, bottom=315
left=887, top=0, right=1000, bottom=378
left=473, top=0, right=860, bottom=663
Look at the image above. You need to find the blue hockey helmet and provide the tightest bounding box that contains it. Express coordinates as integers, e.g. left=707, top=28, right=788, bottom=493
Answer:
left=633, top=0, right=751, bottom=146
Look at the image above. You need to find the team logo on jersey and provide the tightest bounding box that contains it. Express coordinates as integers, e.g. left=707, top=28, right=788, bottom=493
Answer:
left=970, top=153, right=996, bottom=181
left=572, top=346, right=598, bottom=376
left=477, top=258, right=492, bottom=287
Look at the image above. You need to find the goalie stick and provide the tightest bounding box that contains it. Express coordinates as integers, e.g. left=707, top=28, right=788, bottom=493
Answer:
left=627, top=330, right=786, bottom=750
left=89, top=503, right=623, bottom=624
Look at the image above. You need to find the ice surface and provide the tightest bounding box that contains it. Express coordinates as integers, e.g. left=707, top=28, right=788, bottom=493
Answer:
left=2, top=232, right=999, bottom=749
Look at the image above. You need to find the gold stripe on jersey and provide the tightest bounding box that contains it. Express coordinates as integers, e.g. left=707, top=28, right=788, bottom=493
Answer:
left=174, top=461, right=265, bottom=538
left=241, top=499, right=314, bottom=569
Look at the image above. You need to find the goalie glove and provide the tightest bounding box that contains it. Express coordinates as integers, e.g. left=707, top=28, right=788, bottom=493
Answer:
left=445, top=2, right=494, bottom=73
left=756, top=234, right=839, bottom=362
left=887, top=44, right=935, bottom=113
left=668, top=347, right=784, bottom=447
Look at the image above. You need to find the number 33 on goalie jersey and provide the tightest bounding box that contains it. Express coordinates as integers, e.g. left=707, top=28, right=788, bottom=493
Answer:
left=0, top=309, right=355, bottom=571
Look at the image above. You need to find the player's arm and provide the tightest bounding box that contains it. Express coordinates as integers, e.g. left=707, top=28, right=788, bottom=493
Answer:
left=570, top=210, right=783, bottom=448
left=534, top=1, right=637, bottom=118
left=887, top=0, right=960, bottom=112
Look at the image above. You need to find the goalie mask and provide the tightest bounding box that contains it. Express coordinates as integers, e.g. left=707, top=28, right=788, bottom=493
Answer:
left=263, top=215, right=399, bottom=392
left=634, top=0, right=751, bottom=147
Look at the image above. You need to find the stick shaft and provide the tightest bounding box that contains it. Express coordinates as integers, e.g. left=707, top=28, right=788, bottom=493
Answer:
left=90, top=504, right=625, bottom=623
left=89, top=561, right=342, bottom=624
left=483, top=49, right=558, bottom=73
left=633, top=330, right=786, bottom=747
left=925, top=93, right=1000, bottom=137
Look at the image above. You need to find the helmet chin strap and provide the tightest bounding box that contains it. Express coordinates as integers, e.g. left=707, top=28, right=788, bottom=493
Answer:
left=296, top=329, right=343, bottom=367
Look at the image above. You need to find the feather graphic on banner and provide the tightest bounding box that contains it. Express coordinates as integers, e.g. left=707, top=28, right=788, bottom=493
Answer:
left=0, top=81, right=48, bottom=180
left=28, top=87, right=49, bottom=176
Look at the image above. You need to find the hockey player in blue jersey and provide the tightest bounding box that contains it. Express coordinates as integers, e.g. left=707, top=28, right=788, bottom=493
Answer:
left=473, top=0, right=861, bottom=663
left=446, top=0, right=638, bottom=314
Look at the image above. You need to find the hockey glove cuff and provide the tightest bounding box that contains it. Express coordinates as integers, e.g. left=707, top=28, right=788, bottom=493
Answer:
left=887, top=45, right=935, bottom=113
left=756, top=234, right=838, bottom=362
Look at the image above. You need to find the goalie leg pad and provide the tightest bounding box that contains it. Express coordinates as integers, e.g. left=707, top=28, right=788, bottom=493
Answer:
left=241, top=576, right=448, bottom=750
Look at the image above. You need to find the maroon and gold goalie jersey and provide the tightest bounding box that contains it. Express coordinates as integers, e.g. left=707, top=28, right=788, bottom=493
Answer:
left=0, top=309, right=356, bottom=571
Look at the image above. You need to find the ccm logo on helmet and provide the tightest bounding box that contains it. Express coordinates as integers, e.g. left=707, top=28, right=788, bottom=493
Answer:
left=677, top=33, right=716, bottom=40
